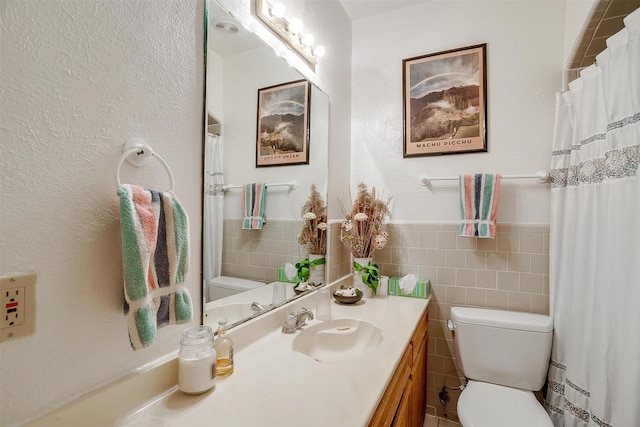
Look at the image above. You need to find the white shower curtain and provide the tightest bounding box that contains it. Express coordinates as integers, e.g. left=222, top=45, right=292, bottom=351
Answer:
left=203, top=133, right=224, bottom=298
left=546, top=8, right=640, bottom=426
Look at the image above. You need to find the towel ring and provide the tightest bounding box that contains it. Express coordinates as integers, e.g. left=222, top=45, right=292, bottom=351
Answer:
left=116, top=139, right=175, bottom=191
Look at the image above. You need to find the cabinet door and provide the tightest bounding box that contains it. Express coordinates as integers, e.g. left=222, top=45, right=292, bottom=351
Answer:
left=369, top=346, right=412, bottom=427
left=410, top=339, right=427, bottom=427
left=392, top=378, right=412, bottom=427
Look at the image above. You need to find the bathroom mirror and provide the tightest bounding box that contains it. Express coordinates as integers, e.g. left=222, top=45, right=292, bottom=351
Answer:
left=203, top=0, right=329, bottom=329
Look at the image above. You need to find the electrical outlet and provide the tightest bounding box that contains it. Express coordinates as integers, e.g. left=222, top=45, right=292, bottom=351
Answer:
left=1, top=287, right=25, bottom=328
left=0, top=273, right=36, bottom=342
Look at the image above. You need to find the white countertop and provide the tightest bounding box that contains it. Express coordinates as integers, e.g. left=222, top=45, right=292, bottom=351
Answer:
left=27, top=286, right=429, bottom=427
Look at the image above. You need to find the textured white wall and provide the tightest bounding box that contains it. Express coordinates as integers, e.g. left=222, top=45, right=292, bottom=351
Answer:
left=0, top=0, right=348, bottom=424
left=351, top=1, right=566, bottom=224
left=0, top=1, right=204, bottom=425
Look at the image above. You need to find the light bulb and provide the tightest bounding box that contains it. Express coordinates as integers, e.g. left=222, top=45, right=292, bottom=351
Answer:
left=270, top=2, right=286, bottom=18
left=301, top=33, right=315, bottom=47
left=288, top=18, right=303, bottom=35
left=314, top=45, right=326, bottom=58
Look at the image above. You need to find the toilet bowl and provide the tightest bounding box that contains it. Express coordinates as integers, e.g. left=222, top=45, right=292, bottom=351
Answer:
left=449, top=307, right=553, bottom=427
left=458, top=381, right=551, bottom=427
left=207, top=276, right=264, bottom=301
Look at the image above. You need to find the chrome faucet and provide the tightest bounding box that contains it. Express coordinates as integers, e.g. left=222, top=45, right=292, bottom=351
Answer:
left=251, top=301, right=271, bottom=312
left=281, top=307, right=314, bottom=333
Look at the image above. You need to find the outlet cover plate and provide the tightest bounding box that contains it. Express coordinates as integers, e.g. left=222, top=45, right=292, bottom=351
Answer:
left=0, top=273, right=36, bottom=342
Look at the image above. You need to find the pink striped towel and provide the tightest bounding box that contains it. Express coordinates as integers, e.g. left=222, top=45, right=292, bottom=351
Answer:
left=117, top=184, right=192, bottom=350
left=242, top=183, right=267, bottom=230
left=459, top=174, right=501, bottom=238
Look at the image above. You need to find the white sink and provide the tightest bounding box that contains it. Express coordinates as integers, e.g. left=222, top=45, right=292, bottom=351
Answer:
left=292, top=318, right=383, bottom=362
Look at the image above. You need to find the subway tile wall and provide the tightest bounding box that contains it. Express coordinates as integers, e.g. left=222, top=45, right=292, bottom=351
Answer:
left=221, top=218, right=306, bottom=283
left=221, top=219, right=343, bottom=285
left=372, top=222, right=550, bottom=422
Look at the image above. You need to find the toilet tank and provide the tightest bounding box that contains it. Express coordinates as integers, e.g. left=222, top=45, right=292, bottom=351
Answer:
left=450, top=307, right=553, bottom=391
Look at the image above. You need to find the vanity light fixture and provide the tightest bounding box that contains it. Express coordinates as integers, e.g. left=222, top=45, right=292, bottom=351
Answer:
left=255, top=0, right=325, bottom=70
left=301, top=33, right=314, bottom=47
left=270, top=2, right=286, bottom=19
left=288, top=18, right=303, bottom=36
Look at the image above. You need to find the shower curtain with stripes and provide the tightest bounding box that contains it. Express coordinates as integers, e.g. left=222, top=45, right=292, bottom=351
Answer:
left=546, top=8, right=640, bottom=427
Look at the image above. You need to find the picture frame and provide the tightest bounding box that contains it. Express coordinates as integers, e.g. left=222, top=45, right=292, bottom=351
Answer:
left=256, top=79, right=310, bottom=167
left=402, top=44, right=487, bottom=157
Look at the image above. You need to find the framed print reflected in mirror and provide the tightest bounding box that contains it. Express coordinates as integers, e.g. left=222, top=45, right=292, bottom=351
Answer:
left=256, top=79, right=310, bottom=167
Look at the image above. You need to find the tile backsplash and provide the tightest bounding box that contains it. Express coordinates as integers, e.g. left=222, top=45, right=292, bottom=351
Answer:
left=223, top=218, right=550, bottom=422
left=221, top=218, right=348, bottom=285
left=221, top=218, right=305, bottom=283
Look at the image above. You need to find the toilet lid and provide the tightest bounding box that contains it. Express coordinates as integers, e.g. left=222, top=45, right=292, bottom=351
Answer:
left=458, top=381, right=552, bottom=427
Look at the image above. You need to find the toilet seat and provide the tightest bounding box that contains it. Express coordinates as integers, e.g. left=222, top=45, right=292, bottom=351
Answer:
left=457, top=380, right=552, bottom=427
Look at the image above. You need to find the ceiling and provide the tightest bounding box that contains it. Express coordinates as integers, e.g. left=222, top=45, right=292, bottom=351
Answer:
left=338, top=0, right=429, bottom=21
left=208, top=2, right=264, bottom=56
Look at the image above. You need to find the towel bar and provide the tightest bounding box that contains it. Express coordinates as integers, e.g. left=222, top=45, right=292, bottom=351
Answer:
left=222, top=181, right=297, bottom=192
left=116, top=139, right=175, bottom=191
left=419, top=170, right=549, bottom=186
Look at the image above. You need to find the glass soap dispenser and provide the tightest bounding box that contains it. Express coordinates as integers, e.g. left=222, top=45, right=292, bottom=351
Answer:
left=215, top=317, right=234, bottom=377
left=178, top=325, right=216, bottom=395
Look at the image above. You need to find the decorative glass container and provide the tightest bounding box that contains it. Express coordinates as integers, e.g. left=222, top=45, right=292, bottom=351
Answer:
left=178, top=325, right=216, bottom=395
left=215, top=318, right=234, bottom=377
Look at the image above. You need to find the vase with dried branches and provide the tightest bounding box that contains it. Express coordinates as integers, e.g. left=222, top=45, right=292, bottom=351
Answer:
left=296, top=184, right=327, bottom=285
left=339, top=183, right=391, bottom=296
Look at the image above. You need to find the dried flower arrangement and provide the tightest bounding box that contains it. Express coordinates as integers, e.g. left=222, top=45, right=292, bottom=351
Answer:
left=339, top=183, right=391, bottom=258
left=296, top=184, right=327, bottom=255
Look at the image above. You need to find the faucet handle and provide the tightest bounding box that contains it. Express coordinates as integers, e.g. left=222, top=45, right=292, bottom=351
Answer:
left=299, top=307, right=314, bottom=320
left=282, top=312, right=297, bottom=333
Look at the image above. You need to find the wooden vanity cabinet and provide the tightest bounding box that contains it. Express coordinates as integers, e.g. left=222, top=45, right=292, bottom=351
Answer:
left=394, top=378, right=412, bottom=426
left=369, top=309, right=428, bottom=427
left=410, top=309, right=428, bottom=427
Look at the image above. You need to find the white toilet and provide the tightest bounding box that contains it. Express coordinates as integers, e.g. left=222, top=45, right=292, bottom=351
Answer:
left=449, top=307, right=553, bottom=427
left=207, top=276, right=264, bottom=301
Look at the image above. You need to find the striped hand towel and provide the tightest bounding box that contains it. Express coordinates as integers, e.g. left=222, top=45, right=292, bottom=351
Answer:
left=242, top=183, right=267, bottom=230
left=459, top=174, right=502, bottom=238
left=117, top=184, right=192, bottom=350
